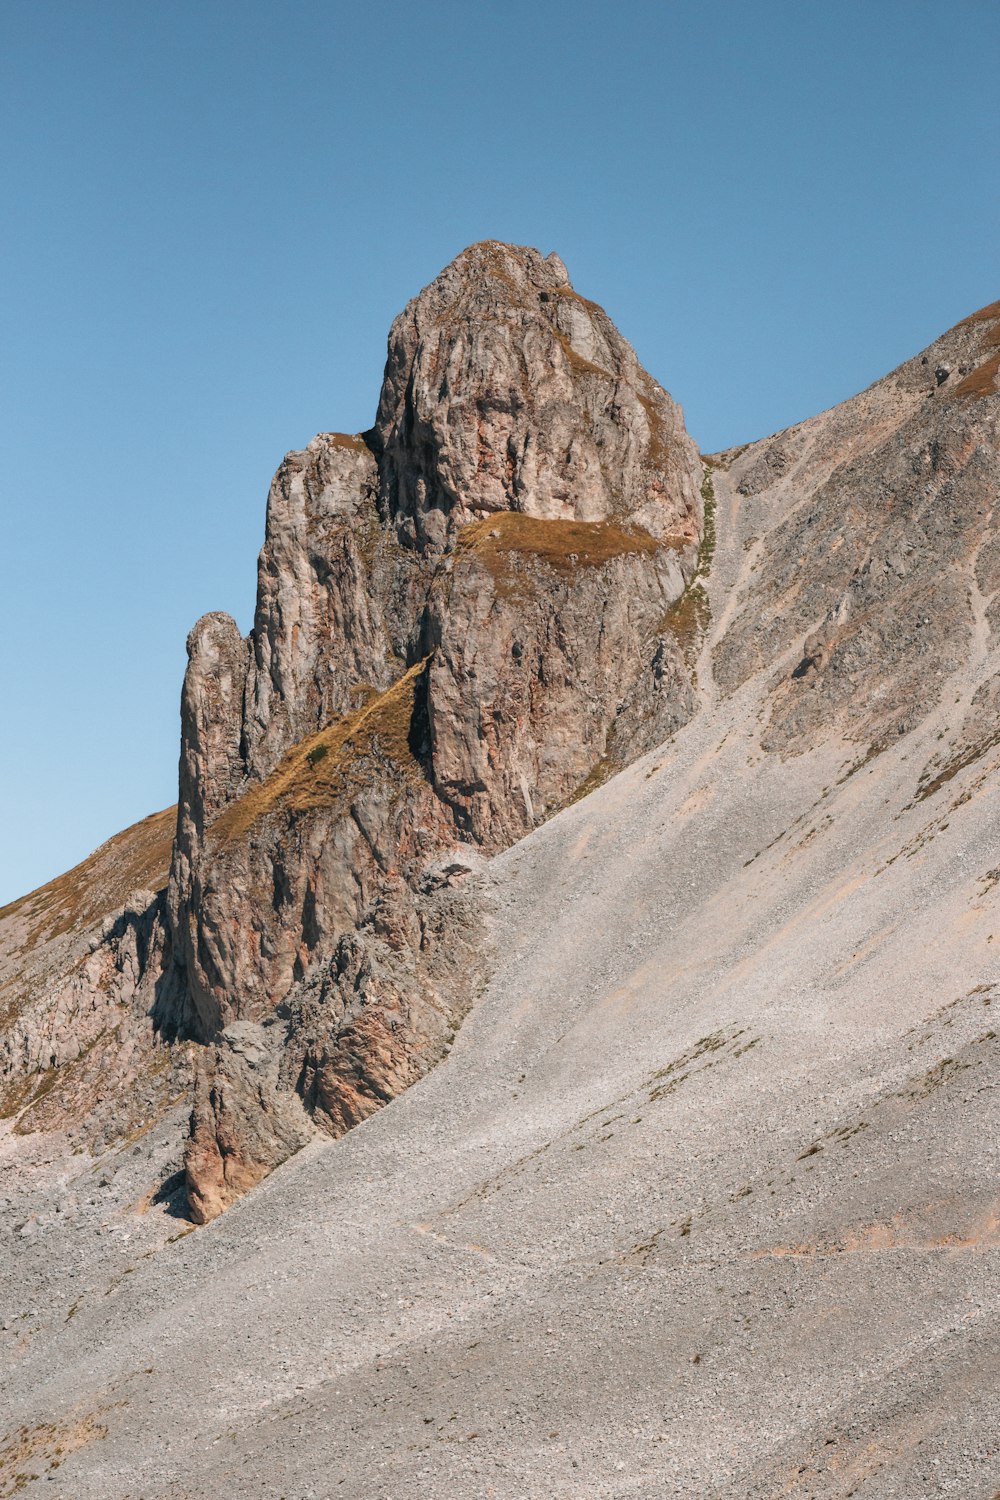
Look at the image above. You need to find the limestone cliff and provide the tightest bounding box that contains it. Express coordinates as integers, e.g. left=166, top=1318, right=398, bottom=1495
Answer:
left=714, top=298, right=1000, bottom=755
left=1, top=241, right=706, bottom=1222
left=8, top=252, right=993, bottom=1229
left=2, top=269, right=999, bottom=1500
left=165, top=242, right=704, bottom=1217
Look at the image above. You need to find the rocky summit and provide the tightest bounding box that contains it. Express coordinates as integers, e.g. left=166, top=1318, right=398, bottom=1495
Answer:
left=1, top=252, right=998, bottom=1498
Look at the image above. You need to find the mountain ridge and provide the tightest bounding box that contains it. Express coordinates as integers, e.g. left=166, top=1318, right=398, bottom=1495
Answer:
left=1, top=247, right=998, bottom=1498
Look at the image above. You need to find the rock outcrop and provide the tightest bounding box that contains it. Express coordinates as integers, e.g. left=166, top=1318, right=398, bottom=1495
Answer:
left=6, top=257, right=996, bottom=1230
left=160, top=241, right=704, bottom=1217
left=3, top=241, right=710, bottom=1220
left=714, top=298, right=1000, bottom=756
left=0, top=809, right=189, bottom=1153
left=372, top=243, right=699, bottom=547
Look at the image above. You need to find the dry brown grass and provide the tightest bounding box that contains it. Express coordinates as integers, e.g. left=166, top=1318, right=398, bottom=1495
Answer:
left=914, top=727, right=1000, bottom=802
left=951, top=348, right=1000, bottom=400
left=959, top=299, right=1000, bottom=325
left=0, top=1071, right=42, bottom=1122
left=325, top=431, right=370, bottom=453
left=455, top=513, right=667, bottom=584
left=548, top=284, right=608, bottom=319
left=563, top=754, right=618, bottom=809
left=209, top=663, right=427, bottom=846
left=660, top=583, right=711, bottom=663
left=636, top=390, right=668, bottom=468
left=0, top=806, right=176, bottom=946
left=552, top=327, right=614, bottom=380
left=458, top=242, right=523, bottom=300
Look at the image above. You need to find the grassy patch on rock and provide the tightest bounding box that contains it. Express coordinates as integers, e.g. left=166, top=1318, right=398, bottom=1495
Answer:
left=658, top=466, right=716, bottom=661
left=959, top=299, right=1000, bottom=326
left=951, top=347, right=1000, bottom=400
left=455, top=512, right=667, bottom=587
left=0, top=806, right=175, bottom=947
left=210, top=661, right=429, bottom=845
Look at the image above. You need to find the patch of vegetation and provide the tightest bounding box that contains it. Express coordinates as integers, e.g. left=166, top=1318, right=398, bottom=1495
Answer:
left=660, top=585, right=710, bottom=663
left=326, top=431, right=371, bottom=452
left=552, top=327, right=614, bottom=381
left=546, top=283, right=607, bottom=320
left=0, top=1416, right=106, bottom=1497
left=913, top=728, right=1000, bottom=802
left=210, top=660, right=429, bottom=845
left=828, top=1121, right=869, bottom=1145
left=902, top=1054, right=972, bottom=1100
left=658, top=466, right=716, bottom=664
left=563, top=753, right=618, bottom=809
left=0, top=806, right=175, bottom=948
left=836, top=739, right=888, bottom=784
left=950, top=348, right=1000, bottom=400
left=455, top=513, right=665, bottom=598
left=0, top=1072, right=40, bottom=1122
left=635, top=383, right=673, bottom=471
left=647, top=1026, right=755, bottom=1103
left=461, top=241, right=524, bottom=299
left=697, top=467, right=717, bottom=577
left=958, top=299, right=1000, bottom=326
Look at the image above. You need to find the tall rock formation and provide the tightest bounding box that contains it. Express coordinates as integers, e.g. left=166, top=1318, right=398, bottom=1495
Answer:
left=7, top=254, right=995, bottom=1228
left=163, top=242, right=705, bottom=1218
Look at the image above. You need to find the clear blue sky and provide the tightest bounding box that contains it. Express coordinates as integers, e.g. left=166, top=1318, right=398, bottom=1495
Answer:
left=2, top=0, right=998, bottom=905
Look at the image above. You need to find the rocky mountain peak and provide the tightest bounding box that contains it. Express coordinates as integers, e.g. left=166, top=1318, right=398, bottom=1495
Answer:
left=371, top=239, right=701, bottom=549
left=3, top=260, right=1000, bottom=1496
left=151, top=244, right=706, bottom=1215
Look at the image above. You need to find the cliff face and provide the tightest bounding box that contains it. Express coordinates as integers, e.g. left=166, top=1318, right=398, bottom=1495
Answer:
left=46, top=240, right=698, bottom=1220
left=0, top=809, right=188, bottom=1153
left=165, top=243, right=704, bottom=1218
left=372, top=243, right=699, bottom=545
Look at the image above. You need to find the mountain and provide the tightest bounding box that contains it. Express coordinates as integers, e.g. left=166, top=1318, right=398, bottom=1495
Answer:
left=0, top=252, right=998, bottom=1498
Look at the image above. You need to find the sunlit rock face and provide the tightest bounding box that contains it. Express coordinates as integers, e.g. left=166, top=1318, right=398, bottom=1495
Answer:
left=372, top=240, right=701, bottom=548
left=160, top=243, right=703, bottom=1216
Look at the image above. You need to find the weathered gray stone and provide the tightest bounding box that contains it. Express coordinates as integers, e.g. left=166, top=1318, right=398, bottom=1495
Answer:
left=157, top=243, right=705, bottom=1216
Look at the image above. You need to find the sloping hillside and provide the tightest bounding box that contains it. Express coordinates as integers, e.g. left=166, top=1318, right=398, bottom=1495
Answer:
left=0, top=279, right=998, bottom=1498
